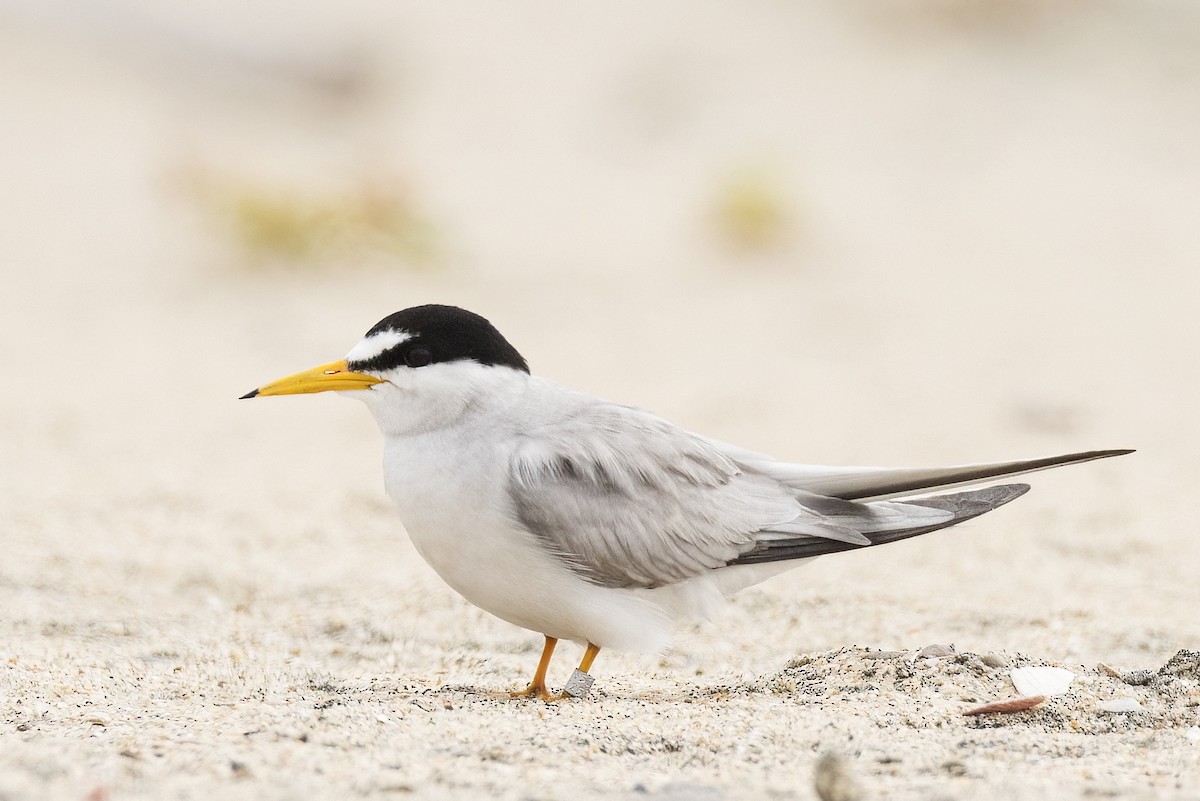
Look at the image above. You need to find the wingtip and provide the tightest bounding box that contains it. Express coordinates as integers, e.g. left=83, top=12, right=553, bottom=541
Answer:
left=1081, top=448, right=1136, bottom=461
left=997, top=482, right=1032, bottom=504
left=239, top=389, right=259, bottom=400
left=1062, top=448, right=1135, bottom=461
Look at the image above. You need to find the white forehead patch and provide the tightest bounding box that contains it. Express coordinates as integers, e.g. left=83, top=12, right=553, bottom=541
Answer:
left=346, top=330, right=411, bottom=363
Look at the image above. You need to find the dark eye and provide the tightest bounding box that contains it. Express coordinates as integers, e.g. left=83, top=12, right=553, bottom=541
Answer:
left=405, top=346, right=433, bottom=368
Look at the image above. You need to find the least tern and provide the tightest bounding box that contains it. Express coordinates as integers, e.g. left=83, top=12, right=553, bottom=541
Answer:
left=242, top=304, right=1131, bottom=699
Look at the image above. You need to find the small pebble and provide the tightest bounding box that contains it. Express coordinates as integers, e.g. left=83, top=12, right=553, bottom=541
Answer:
left=916, top=644, right=955, bottom=659
left=1097, top=698, right=1143, bottom=713
left=813, top=753, right=861, bottom=801
left=1185, top=727, right=1200, bottom=742
left=981, top=653, right=1009, bottom=668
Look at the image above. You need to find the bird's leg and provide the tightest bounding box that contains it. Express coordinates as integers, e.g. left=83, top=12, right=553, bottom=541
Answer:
left=578, top=642, right=601, bottom=673
left=509, top=635, right=557, bottom=699
left=553, top=642, right=601, bottom=700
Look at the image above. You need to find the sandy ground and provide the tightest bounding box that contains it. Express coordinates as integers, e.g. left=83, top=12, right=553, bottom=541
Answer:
left=3, top=2, right=1200, bottom=799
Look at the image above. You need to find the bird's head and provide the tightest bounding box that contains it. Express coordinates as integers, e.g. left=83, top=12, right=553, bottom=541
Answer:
left=241, top=304, right=530, bottom=434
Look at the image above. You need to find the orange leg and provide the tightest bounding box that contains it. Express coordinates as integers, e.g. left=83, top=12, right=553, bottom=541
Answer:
left=578, top=642, right=601, bottom=674
left=509, top=636, right=557, bottom=699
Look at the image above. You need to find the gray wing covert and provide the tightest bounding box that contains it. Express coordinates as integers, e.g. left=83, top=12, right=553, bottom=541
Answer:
left=506, top=403, right=851, bottom=589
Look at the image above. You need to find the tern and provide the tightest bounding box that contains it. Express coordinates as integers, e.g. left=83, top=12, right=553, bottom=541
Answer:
left=242, top=304, right=1131, bottom=699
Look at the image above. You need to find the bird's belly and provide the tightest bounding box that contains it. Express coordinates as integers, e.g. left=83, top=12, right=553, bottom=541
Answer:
left=403, top=503, right=561, bottom=630
left=382, top=439, right=672, bottom=650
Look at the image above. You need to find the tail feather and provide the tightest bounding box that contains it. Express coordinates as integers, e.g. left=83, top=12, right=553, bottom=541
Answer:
left=729, top=483, right=1030, bottom=565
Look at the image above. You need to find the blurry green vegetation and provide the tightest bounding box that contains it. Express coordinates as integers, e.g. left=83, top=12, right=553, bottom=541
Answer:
left=184, top=170, right=439, bottom=270
left=711, top=165, right=795, bottom=255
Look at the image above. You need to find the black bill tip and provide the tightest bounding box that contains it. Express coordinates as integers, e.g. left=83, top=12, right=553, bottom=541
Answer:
left=239, top=389, right=260, bottom=400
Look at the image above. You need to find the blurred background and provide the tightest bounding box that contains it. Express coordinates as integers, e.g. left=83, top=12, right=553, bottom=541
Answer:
left=3, top=0, right=1198, bottom=671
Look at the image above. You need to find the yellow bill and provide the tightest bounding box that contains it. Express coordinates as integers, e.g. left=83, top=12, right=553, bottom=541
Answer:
left=240, top=360, right=383, bottom=399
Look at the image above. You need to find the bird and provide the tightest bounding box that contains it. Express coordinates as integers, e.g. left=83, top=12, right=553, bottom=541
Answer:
left=241, top=304, right=1131, bottom=700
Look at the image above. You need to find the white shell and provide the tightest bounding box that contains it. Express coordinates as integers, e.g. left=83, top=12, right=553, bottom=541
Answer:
left=1011, top=666, right=1075, bottom=697
left=1097, top=697, right=1143, bottom=713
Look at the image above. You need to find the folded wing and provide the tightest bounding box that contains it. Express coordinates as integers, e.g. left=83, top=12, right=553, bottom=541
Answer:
left=507, top=402, right=1075, bottom=590
left=507, top=400, right=1131, bottom=590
